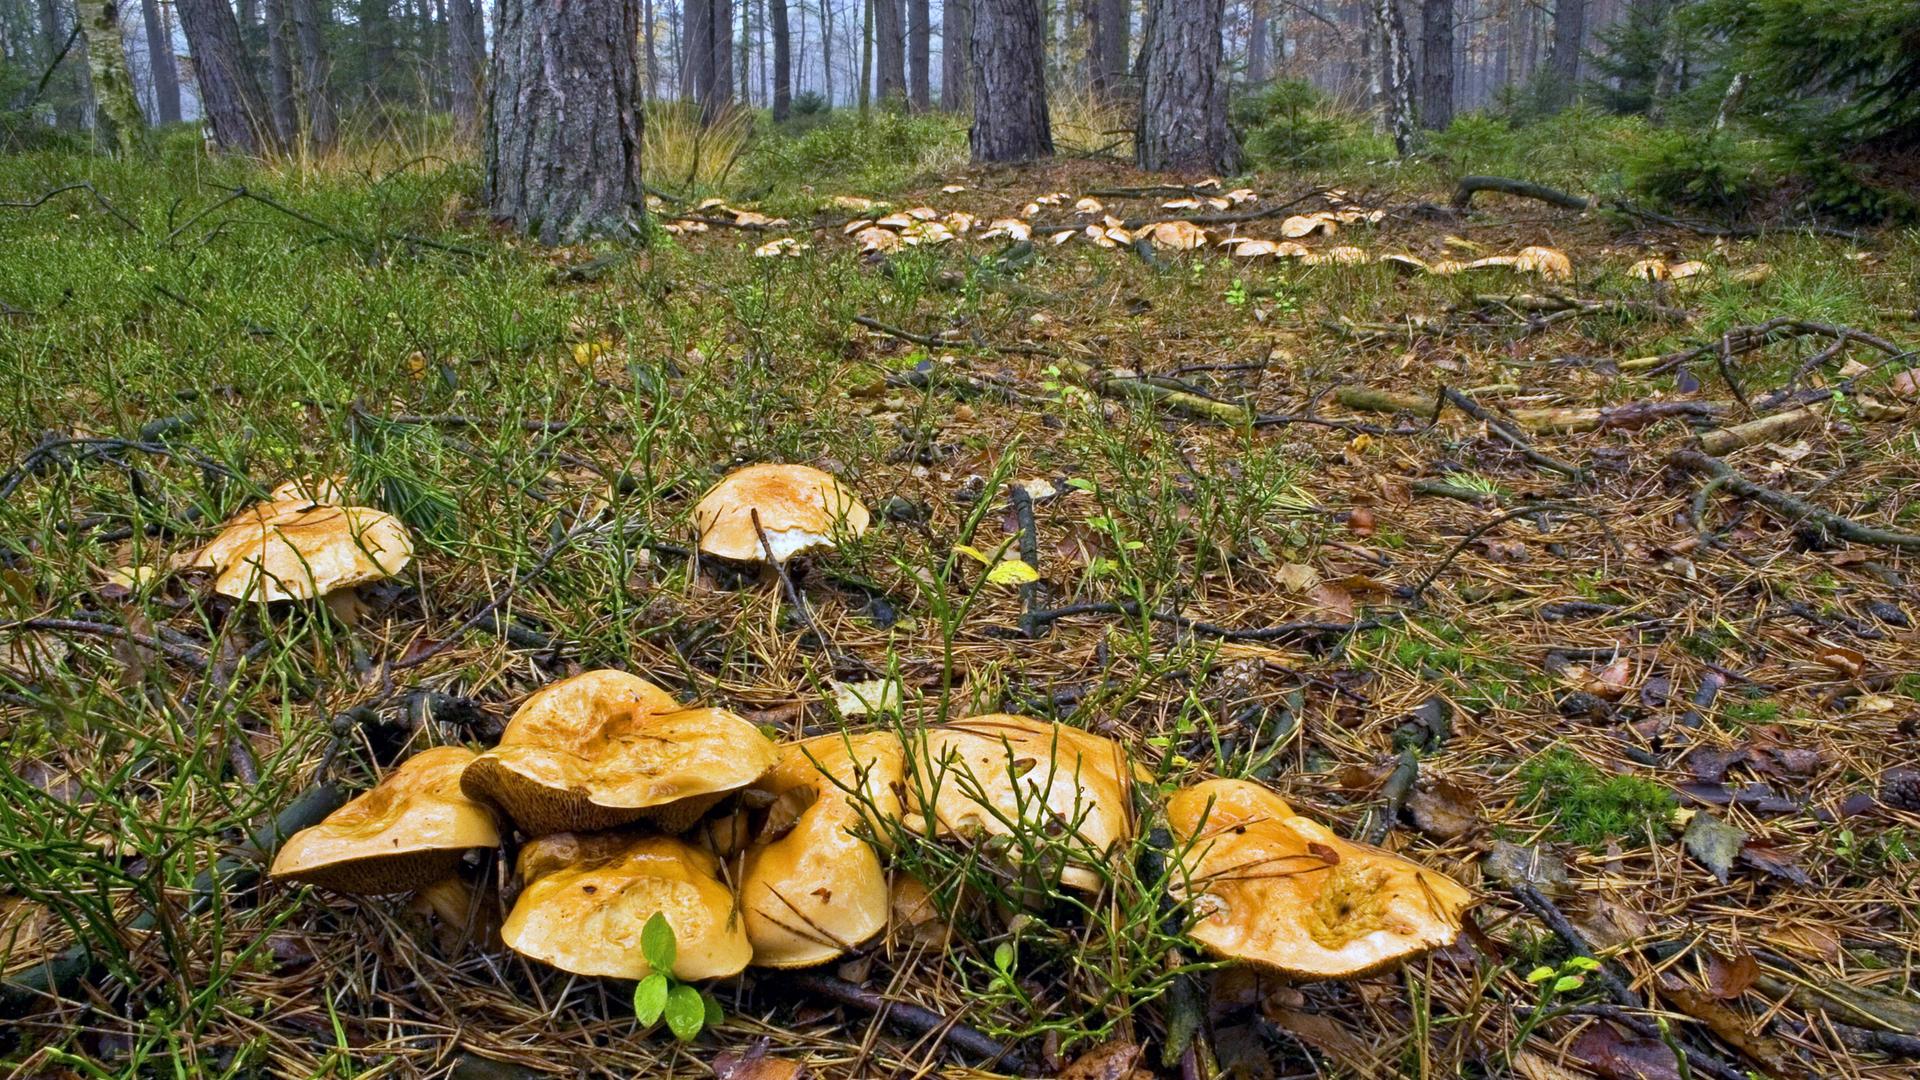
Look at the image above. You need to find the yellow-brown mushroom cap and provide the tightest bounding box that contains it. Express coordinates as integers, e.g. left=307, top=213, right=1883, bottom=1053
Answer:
left=502, top=833, right=751, bottom=980
left=693, top=464, right=870, bottom=563
left=269, top=475, right=349, bottom=504
left=461, top=670, right=778, bottom=837
left=904, top=714, right=1142, bottom=891
left=197, top=501, right=414, bottom=602
left=1165, top=779, right=1473, bottom=979
left=740, top=732, right=905, bottom=967
left=270, top=746, right=500, bottom=894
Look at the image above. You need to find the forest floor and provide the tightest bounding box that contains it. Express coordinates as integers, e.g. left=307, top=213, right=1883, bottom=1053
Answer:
left=0, top=145, right=1918, bottom=1080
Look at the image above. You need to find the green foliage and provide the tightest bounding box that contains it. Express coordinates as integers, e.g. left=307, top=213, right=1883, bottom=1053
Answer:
left=1232, top=81, right=1391, bottom=171
left=1426, top=113, right=1519, bottom=176
left=741, top=110, right=967, bottom=198
left=1621, top=128, right=1769, bottom=215
left=1519, top=749, right=1676, bottom=847
left=1696, top=0, right=1920, bottom=147
left=1587, top=0, right=1696, bottom=116
left=631, top=913, right=722, bottom=1041
left=790, top=90, right=830, bottom=117
left=1426, top=105, right=1651, bottom=192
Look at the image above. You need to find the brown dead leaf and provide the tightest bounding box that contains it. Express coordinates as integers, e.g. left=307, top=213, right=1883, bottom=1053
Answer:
left=1054, top=1038, right=1148, bottom=1080
left=1570, top=1026, right=1683, bottom=1080
left=1262, top=1007, right=1377, bottom=1071
left=1814, top=644, right=1866, bottom=678
left=1657, top=980, right=1797, bottom=1075
left=1703, top=950, right=1759, bottom=999
left=1347, top=506, right=1376, bottom=536
left=1308, top=583, right=1355, bottom=620
left=1406, top=779, right=1480, bottom=840
left=1889, top=368, right=1920, bottom=401
left=713, top=1041, right=811, bottom=1080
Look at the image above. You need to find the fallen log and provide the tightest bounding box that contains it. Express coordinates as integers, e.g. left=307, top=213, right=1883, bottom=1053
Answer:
left=1694, top=405, right=1825, bottom=455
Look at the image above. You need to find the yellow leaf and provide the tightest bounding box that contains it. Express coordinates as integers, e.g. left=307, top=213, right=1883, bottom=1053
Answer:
left=984, top=559, right=1040, bottom=585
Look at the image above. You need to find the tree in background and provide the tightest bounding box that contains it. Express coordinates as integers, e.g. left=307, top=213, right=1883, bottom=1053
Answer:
left=939, top=0, right=970, bottom=110
left=138, top=0, right=180, bottom=123
left=1369, top=0, right=1414, bottom=153
left=770, top=0, right=791, bottom=118
left=907, top=0, right=927, bottom=108
left=487, top=0, right=643, bottom=242
left=1420, top=0, right=1453, bottom=128
left=75, top=0, right=146, bottom=152
left=446, top=0, right=484, bottom=135
left=1698, top=0, right=1920, bottom=147
left=1086, top=0, right=1128, bottom=96
left=176, top=0, right=275, bottom=153
left=1137, top=0, right=1239, bottom=172
left=874, top=0, right=903, bottom=101
left=968, top=0, right=1049, bottom=160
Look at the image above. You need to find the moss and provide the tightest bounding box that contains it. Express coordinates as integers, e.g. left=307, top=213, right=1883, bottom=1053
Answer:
left=1519, top=749, right=1676, bottom=848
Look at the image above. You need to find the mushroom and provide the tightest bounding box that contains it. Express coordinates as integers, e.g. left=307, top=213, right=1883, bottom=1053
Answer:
left=269, top=746, right=500, bottom=894
left=501, top=832, right=752, bottom=980
left=193, top=500, right=413, bottom=605
left=1164, top=779, right=1473, bottom=979
left=694, top=464, right=870, bottom=565
left=460, top=669, right=779, bottom=837
left=904, top=714, right=1141, bottom=891
left=739, top=732, right=904, bottom=967
left=269, top=475, right=349, bottom=504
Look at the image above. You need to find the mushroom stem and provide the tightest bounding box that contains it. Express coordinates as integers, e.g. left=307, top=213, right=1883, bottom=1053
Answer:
left=750, top=508, right=821, bottom=646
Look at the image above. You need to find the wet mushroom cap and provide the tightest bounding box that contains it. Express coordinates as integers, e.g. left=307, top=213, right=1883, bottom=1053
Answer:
left=460, top=670, right=778, bottom=837
left=502, top=833, right=752, bottom=980
left=740, top=732, right=905, bottom=968
left=196, top=501, right=414, bottom=603
left=904, top=714, right=1142, bottom=891
left=693, top=464, right=870, bottom=563
left=270, top=746, right=500, bottom=894
left=1165, top=779, right=1473, bottom=979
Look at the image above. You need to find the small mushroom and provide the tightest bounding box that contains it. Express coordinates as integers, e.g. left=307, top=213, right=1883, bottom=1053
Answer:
left=1165, top=779, right=1473, bottom=979
left=460, top=669, right=778, bottom=837
left=904, top=714, right=1141, bottom=891
left=501, top=832, right=751, bottom=980
left=269, top=475, right=349, bottom=504
left=740, top=732, right=904, bottom=967
left=193, top=500, right=413, bottom=604
left=693, top=464, right=870, bottom=565
left=269, top=746, right=500, bottom=894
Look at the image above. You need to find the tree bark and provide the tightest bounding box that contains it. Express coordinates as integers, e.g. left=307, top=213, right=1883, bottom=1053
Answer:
left=1247, top=0, right=1269, bottom=86
left=288, top=0, right=336, bottom=148
left=1418, top=0, right=1451, bottom=127
left=858, top=0, right=871, bottom=115
left=906, top=0, right=928, bottom=108
left=486, top=0, right=645, bottom=244
left=939, top=0, right=970, bottom=109
left=1083, top=0, right=1127, bottom=95
left=821, top=0, right=835, bottom=105
left=263, top=0, right=297, bottom=142
left=873, top=0, right=903, bottom=101
left=968, top=0, right=1049, bottom=161
left=684, top=0, right=712, bottom=102
left=641, top=0, right=657, bottom=99
left=359, top=0, right=392, bottom=97
left=76, top=0, right=148, bottom=152
left=446, top=0, right=482, bottom=133
left=770, top=0, right=791, bottom=117
left=1545, top=0, right=1584, bottom=87
left=1369, top=0, right=1413, bottom=154
left=140, top=0, right=182, bottom=122
left=176, top=0, right=276, bottom=152
left=36, top=0, right=84, bottom=129
left=1136, top=0, right=1238, bottom=172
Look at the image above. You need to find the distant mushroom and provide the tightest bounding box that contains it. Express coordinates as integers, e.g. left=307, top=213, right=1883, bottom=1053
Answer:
left=460, top=669, right=779, bottom=837
left=905, top=714, right=1141, bottom=891
left=740, top=732, right=905, bottom=967
left=502, top=832, right=752, bottom=980
left=1165, top=779, right=1473, bottom=979
left=270, top=746, right=499, bottom=894
left=192, top=499, right=413, bottom=606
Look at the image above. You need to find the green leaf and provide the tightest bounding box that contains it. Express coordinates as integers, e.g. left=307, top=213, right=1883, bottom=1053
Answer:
left=993, top=942, right=1015, bottom=972
left=665, top=983, right=705, bottom=1041
left=1526, top=965, right=1556, bottom=984
left=633, top=974, right=669, bottom=1026
left=701, top=991, right=724, bottom=1029
left=1553, top=975, right=1586, bottom=993
left=642, top=912, right=677, bottom=973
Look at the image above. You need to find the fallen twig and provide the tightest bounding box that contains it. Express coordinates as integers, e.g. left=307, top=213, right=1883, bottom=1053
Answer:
left=1668, top=450, right=1920, bottom=551
left=1440, top=386, right=1590, bottom=482
left=783, top=972, right=1024, bottom=1069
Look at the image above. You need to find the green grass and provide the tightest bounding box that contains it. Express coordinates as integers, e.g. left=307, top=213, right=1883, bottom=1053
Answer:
left=1518, top=749, right=1676, bottom=847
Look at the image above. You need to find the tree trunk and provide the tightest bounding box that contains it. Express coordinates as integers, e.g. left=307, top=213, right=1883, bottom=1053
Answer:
left=939, top=0, right=969, bottom=109
left=1136, top=0, right=1238, bottom=172
left=446, top=0, right=482, bottom=133
left=1543, top=0, right=1583, bottom=106
left=968, top=0, right=1049, bottom=161
left=76, top=0, right=148, bottom=152
left=1100, top=0, right=1127, bottom=92
left=288, top=0, right=336, bottom=148
left=1247, top=0, right=1269, bottom=86
left=640, top=0, right=657, bottom=99
left=176, top=0, right=276, bottom=152
left=709, top=0, right=734, bottom=117
left=684, top=0, right=711, bottom=101
left=1369, top=0, right=1412, bottom=154
left=140, top=0, right=182, bottom=122
left=1418, top=0, right=1450, bottom=127
left=486, top=0, right=644, bottom=243
left=873, top=0, right=903, bottom=102
left=858, top=0, right=871, bottom=115
left=263, top=0, right=297, bottom=142
left=821, top=0, right=835, bottom=104
left=36, top=0, right=84, bottom=129
left=360, top=0, right=391, bottom=97
left=770, top=0, right=790, bottom=117
left=906, top=0, right=927, bottom=107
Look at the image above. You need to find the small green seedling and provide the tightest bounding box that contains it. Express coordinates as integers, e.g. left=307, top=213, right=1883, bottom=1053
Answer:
left=631, top=914, right=724, bottom=1041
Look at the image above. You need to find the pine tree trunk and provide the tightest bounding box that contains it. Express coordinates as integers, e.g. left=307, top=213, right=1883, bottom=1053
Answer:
left=1136, top=0, right=1238, bottom=172
left=1100, top=0, right=1127, bottom=92
left=176, top=0, right=276, bottom=152
left=906, top=0, right=928, bottom=108
left=939, top=0, right=970, bottom=109
left=1545, top=0, right=1584, bottom=84
left=685, top=0, right=712, bottom=102
left=76, top=0, right=148, bottom=152
left=821, top=0, right=835, bottom=105
left=1418, top=0, right=1451, bottom=127
left=288, top=0, right=336, bottom=148
left=770, top=0, right=791, bottom=117
left=263, top=0, right=297, bottom=142
left=446, top=0, right=483, bottom=133
left=485, top=0, right=644, bottom=243
left=968, top=0, right=1049, bottom=161
left=641, top=0, right=657, bottom=99
left=360, top=0, right=392, bottom=98
left=36, top=0, right=86, bottom=129
left=1247, top=0, right=1269, bottom=86
left=709, top=0, right=734, bottom=117
left=141, top=0, right=182, bottom=122
left=874, top=0, right=903, bottom=101
left=1369, top=0, right=1412, bottom=154
left=858, top=0, right=871, bottom=115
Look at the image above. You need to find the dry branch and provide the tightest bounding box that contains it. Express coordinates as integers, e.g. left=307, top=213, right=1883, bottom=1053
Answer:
left=1694, top=405, right=1825, bottom=455
left=1669, top=450, right=1920, bottom=551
